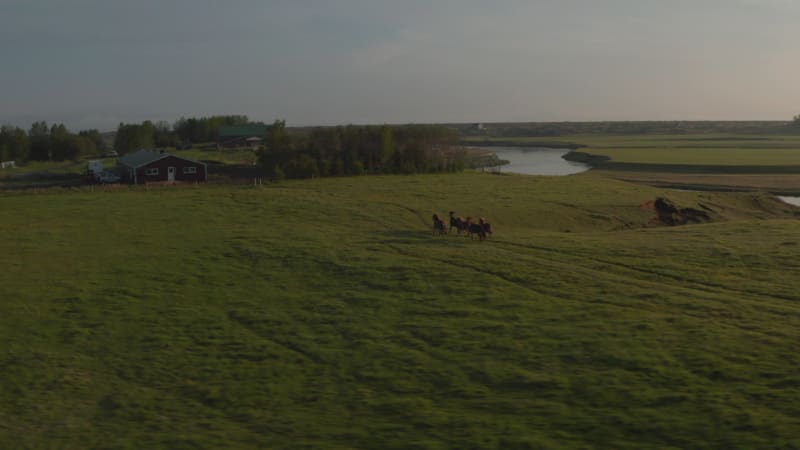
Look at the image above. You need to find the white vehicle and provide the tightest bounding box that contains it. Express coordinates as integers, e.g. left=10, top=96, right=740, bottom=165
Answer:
left=87, top=160, right=120, bottom=183
left=87, top=159, right=104, bottom=177
left=96, top=170, right=121, bottom=184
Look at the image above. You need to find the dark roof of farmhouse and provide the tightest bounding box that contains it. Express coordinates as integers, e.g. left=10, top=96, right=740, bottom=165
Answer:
left=218, top=125, right=269, bottom=138
left=117, top=150, right=206, bottom=168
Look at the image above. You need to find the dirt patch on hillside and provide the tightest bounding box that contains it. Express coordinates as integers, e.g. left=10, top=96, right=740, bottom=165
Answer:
left=641, top=197, right=712, bottom=226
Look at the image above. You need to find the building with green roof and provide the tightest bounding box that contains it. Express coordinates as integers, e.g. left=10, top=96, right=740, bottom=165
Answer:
left=217, top=125, right=268, bottom=150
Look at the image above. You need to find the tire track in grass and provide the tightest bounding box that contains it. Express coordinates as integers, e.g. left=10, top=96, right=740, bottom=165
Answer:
left=380, top=238, right=780, bottom=352
left=373, top=201, right=429, bottom=228
left=494, top=237, right=800, bottom=324
left=477, top=251, right=795, bottom=346
left=479, top=242, right=800, bottom=328
left=380, top=241, right=641, bottom=310
left=490, top=238, right=800, bottom=307
left=386, top=234, right=693, bottom=306
left=226, top=310, right=326, bottom=365
left=384, top=236, right=800, bottom=336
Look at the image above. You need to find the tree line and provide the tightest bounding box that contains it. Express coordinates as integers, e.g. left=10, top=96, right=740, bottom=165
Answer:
left=0, top=114, right=255, bottom=162
left=114, top=115, right=257, bottom=153
left=257, top=121, right=465, bottom=179
left=0, top=122, right=105, bottom=162
left=2, top=115, right=465, bottom=174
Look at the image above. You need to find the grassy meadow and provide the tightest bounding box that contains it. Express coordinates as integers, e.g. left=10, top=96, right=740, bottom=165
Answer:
left=1, top=173, right=799, bottom=449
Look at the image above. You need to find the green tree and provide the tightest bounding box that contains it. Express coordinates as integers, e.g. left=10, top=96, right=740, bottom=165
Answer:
left=793, top=114, right=800, bottom=126
left=258, top=122, right=462, bottom=180
left=79, top=129, right=107, bottom=154
left=257, top=120, right=293, bottom=177
left=114, top=122, right=155, bottom=153
left=349, top=159, right=365, bottom=176
left=48, top=124, right=93, bottom=161
left=0, top=125, right=14, bottom=161
left=272, top=165, right=285, bottom=182
left=380, top=126, right=395, bottom=173
left=28, top=121, right=51, bottom=160
left=49, top=123, right=68, bottom=160
left=12, top=128, right=30, bottom=161
left=29, top=121, right=48, bottom=138
left=0, top=126, right=27, bottom=161
left=50, top=123, right=67, bottom=138
left=153, top=121, right=179, bottom=148
left=174, top=115, right=251, bottom=143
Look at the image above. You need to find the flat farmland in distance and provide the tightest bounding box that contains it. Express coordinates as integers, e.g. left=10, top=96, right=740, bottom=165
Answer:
left=571, top=134, right=800, bottom=190
left=466, top=133, right=800, bottom=192
left=584, top=146, right=800, bottom=166
left=466, top=134, right=800, bottom=165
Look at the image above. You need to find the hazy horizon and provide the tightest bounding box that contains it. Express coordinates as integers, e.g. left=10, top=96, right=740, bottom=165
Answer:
left=2, top=0, right=799, bottom=131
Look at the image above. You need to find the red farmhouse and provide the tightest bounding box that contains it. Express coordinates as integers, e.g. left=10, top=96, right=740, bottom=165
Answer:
left=117, top=150, right=208, bottom=184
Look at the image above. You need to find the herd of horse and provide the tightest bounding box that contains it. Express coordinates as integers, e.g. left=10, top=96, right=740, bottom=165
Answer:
left=432, top=211, right=493, bottom=241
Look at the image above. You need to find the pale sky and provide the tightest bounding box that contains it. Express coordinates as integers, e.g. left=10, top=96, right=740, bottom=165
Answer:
left=1, top=0, right=799, bottom=131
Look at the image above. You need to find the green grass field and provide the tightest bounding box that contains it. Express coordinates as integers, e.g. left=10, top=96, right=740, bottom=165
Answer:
left=1, top=173, right=799, bottom=449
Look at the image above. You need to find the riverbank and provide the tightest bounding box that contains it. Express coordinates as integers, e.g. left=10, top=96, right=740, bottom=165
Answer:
left=459, top=138, right=585, bottom=149
left=564, top=151, right=800, bottom=174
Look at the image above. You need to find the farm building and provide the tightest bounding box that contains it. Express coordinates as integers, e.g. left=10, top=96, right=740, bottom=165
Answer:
left=117, top=150, right=207, bottom=184
left=217, top=125, right=268, bottom=150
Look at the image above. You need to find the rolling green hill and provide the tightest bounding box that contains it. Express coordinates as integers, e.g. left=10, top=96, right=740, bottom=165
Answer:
left=1, top=173, right=799, bottom=449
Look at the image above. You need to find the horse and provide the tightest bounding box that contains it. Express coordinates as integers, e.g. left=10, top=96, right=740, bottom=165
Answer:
left=465, top=217, right=487, bottom=241
left=432, top=213, right=447, bottom=235
left=480, top=217, right=493, bottom=239
left=449, top=211, right=467, bottom=234
left=464, top=217, right=493, bottom=241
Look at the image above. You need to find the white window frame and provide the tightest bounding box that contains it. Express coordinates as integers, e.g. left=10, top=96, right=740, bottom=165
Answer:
left=183, top=166, right=197, bottom=174
left=145, top=168, right=159, bottom=176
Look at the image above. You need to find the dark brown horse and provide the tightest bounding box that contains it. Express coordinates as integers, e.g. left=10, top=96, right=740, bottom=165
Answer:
left=449, top=211, right=467, bottom=234
left=480, top=218, right=493, bottom=239
left=432, top=213, right=447, bottom=235
left=464, top=217, right=493, bottom=241
left=465, top=217, right=487, bottom=241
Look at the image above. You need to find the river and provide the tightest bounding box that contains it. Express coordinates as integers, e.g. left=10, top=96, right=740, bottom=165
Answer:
left=471, top=146, right=590, bottom=176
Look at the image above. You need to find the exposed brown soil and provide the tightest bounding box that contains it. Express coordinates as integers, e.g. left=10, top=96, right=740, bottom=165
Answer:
left=641, top=197, right=712, bottom=226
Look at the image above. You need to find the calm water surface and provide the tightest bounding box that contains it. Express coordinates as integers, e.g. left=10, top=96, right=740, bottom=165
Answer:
left=778, top=196, right=800, bottom=207
left=472, top=146, right=590, bottom=176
